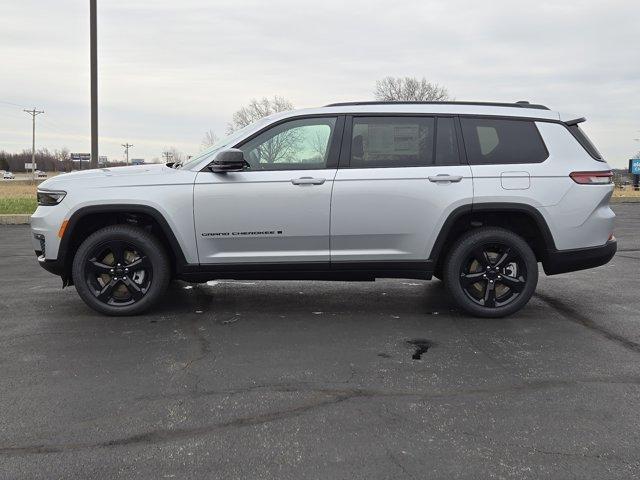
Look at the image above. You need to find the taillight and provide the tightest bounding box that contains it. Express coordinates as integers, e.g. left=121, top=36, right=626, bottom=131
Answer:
left=569, top=170, right=613, bottom=185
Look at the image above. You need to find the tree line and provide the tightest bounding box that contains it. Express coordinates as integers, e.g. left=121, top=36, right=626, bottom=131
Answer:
left=0, top=148, right=129, bottom=173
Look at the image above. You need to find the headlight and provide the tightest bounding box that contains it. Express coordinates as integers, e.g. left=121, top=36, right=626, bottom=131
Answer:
left=37, top=189, right=66, bottom=206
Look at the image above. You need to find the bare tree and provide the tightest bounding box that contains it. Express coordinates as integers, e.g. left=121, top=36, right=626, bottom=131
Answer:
left=374, top=76, right=451, bottom=102
left=309, top=129, right=330, bottom=160
left=202, top=129, right=219, bottom=149
left=228, top=96, right=293, bottom=133
left=254, top=128, right=304, bottom=164
left=54, top=147, right=70, bottom=172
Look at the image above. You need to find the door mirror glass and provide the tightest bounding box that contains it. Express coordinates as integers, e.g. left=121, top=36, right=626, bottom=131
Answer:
left=208, top=148, right=248, bottom=173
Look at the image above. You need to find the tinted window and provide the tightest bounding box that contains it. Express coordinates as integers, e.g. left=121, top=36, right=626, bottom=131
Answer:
left=239, top=117, right=336, bottom=170
left=569, top=124, right=603, bottom=161
left=351, top=117, right=435, bottom=168
left=461, top=118, right=548, bottom=164
left=435, top=117, right=460, bottom=165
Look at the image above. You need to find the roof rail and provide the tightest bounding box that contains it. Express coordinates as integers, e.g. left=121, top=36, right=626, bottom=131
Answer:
left=323, top=101, right=550, bottom=110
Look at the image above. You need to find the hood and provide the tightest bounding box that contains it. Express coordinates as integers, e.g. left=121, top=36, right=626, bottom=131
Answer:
left=39, top=164, right=173, bottom=189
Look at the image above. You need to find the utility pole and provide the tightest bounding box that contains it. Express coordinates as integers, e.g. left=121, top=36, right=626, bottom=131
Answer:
left=162, top=151, right=173, bottom=163
left=90, top=0, right=98, bottom=169
left=122, top=143, right=134, bottom=165
left=24, top=108, right=45, bottom=180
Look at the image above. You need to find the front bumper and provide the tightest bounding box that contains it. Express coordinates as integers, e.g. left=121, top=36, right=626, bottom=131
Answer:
left=543, top=239, right=617, bottom=275
left=37, top=254, right=65, bottom=276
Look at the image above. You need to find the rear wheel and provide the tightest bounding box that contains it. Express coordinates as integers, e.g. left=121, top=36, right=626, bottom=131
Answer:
left=72, top=225, right=170, bottom=316
left=444, top=227, right=538, bottom=318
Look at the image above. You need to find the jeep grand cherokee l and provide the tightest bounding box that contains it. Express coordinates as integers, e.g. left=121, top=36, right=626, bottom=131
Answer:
left=30, top=101, right=616, bottom=317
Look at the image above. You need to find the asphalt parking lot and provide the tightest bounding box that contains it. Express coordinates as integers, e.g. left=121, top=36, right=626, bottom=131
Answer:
left=1, top=204, right=639, bottom=479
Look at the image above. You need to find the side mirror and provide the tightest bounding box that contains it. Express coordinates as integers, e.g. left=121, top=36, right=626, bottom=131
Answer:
left=208, top=148, right=247, bottom=173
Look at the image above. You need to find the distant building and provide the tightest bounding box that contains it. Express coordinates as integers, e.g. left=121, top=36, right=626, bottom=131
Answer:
left=98, top=156, right=108, bottom=166
left=131, top=158, right=145, bottom=166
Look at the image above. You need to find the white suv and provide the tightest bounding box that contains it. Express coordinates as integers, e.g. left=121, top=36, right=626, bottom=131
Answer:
left=30, top=101, right=616, bottom=317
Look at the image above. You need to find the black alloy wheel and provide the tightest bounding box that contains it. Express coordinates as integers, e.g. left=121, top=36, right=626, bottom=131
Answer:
left=84, top=240, right=153, bottom=306
left=459, top=242, right=527, bottom=308
left=444, top=227, right=538, bottom=318
left=72, top=224, right=170, bottom=316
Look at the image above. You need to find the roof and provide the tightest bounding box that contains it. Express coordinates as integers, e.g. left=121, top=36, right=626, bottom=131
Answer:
left=264, top=101, right=561, bottom=123
left=325, top=101, right=550, bottom=110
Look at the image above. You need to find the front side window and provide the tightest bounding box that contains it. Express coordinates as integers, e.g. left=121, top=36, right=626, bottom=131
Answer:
left=460, top=118, right=548, bottom=164
left=239, top=117, right=336, bottom=170
left=350, top=117, right=435, bottom=168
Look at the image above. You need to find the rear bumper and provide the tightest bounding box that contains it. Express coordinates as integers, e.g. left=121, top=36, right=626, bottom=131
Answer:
left=543, top=240, right=617, bottom=275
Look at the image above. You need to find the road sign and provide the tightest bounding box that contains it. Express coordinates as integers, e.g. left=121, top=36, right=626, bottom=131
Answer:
left=70, top=153, right=91, bottom=162
left=25, top=163, right=37, bottom=170
left=630, top=159, right=640, bottom=175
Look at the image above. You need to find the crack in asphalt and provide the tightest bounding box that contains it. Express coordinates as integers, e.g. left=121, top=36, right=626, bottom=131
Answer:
left=535, top=292, right=640, bottom=354
left=2, top=376, right=640, bottom=456
left=614, top=254, right=640, bottom=261
left=457, top=430, right=638, bottom=469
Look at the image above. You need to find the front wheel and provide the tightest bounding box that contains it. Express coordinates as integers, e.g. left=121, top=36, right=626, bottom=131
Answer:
left=444, top=227, right=538, bottom=318
left=72, top=225, right=170, bottom=316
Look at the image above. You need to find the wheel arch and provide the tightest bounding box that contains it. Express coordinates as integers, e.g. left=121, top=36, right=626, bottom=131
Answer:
left=429, top=202, right=557, bottom=274
left=58, top=204, right=188, bottom=285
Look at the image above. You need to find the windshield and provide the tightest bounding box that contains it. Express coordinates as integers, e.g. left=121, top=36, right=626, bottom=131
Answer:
left=179, top=118, right=272, bottom=170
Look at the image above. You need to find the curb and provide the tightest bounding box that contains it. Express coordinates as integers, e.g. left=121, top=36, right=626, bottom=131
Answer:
left=0, top=214, right=31, bottom=225
left=611, top=197, right=640, bottom=203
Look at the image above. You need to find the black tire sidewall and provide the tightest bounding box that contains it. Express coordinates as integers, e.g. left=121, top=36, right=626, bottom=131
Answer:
left=72, top=225, right=170, bottom=316
left=444, top=227, right=538, bottom=318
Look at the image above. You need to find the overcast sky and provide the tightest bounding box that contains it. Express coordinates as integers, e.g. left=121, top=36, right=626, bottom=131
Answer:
left=1, top=0, right=638, bottom=166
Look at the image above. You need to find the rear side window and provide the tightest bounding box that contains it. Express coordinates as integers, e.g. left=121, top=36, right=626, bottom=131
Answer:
left=350, top=117, right=435, bottom=168
left=460, top=118, right=548, bottom=164
left=568, top=124, right=603, bottom=161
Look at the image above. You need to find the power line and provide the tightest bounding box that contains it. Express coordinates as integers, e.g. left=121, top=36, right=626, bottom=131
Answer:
left=0, top=99, right=28, bottom=108
left=122, top=143, right=134, bottom=165
left=24, top=108, right=45, bottom=179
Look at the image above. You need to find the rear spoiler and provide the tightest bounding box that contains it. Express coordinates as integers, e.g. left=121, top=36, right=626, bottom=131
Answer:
left=565, top=117, right=586, bottom=126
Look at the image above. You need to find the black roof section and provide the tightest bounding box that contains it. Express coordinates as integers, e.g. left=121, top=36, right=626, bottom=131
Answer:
left=324, top=100, right=550, bottom=110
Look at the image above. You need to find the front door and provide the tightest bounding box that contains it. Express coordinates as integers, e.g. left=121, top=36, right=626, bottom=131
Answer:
left=330, top=115, right=473, bottom=265
left=194, top=116, right=343, bottom=265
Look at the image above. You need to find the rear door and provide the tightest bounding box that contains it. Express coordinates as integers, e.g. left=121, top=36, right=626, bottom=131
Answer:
left=194, top=116, right=343, bottom=265
left=330, top=115, right=473, bottom=267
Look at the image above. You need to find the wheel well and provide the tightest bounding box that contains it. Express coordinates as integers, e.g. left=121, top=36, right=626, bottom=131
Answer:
left=62, top=211, right=179, bottom=283
left=433, top=210, right=552, bottom=275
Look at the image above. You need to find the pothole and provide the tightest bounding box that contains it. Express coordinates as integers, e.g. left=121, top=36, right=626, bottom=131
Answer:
left=406, top=339, right=432, bottom=360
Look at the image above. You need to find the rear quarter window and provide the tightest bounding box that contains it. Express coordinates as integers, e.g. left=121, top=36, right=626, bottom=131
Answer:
left=568, top=124, right=603, bottom=161
left=460, top=118, right=549, bottom=165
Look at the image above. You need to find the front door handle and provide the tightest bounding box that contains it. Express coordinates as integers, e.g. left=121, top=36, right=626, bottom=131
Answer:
left=428, top=174, right=463, bottom=183
left=291, top=177, right=326, bottom=185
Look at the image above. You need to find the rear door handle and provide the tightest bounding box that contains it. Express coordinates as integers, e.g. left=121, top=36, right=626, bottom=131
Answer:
left=428, top=174, right=463, bottom=183
left=291, top=177, right=326, bottom=185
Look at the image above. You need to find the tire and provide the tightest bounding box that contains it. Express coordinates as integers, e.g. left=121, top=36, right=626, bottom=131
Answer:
left=72, top=224, right=171, bottom=316
left=444, top=227, right=538, bottom=318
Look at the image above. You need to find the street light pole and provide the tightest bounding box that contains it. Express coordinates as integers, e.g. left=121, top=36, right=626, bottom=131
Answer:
left=90, top=0, right=98, bottom=169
